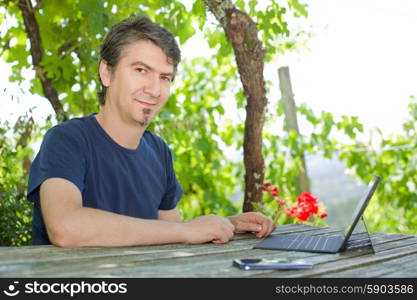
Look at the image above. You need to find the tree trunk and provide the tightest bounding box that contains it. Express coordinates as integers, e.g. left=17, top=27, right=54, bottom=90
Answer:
left=18, top=0, right=67, bottom=122
left=205, top=0, right=267, bottom=212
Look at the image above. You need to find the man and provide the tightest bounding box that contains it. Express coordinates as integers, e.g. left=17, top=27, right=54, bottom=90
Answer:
left=27, top=16, right=275, bottom=247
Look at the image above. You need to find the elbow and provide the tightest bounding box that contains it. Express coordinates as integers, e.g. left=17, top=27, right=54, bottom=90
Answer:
left=49, top=232, right=76, bottom=248
left=46, top=220, right=82, bottom=248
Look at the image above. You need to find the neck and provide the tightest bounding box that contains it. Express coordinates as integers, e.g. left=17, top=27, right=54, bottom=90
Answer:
left=95, top=106, right=146, bottom=150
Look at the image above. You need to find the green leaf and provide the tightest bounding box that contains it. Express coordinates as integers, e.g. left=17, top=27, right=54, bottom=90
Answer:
left=78, top=0, right=104, bottom=35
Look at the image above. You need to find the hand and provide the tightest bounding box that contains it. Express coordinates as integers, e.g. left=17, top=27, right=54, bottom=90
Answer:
left=180, top=215, right=235, bottom=244
left=228, top=212, right=276, bottom=238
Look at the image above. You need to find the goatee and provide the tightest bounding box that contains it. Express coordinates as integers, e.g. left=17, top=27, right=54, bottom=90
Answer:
left=137, top=108, right=152, bottom=127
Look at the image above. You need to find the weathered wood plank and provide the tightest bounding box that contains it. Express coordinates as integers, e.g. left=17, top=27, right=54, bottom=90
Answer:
left=0, top=224, right=324, bottom=265
left=380, top=259, right=417, bottom=277
left=0, top=233, right=379, bottom=278
left=0, top=227, right=345, bottom=277
left=8, top=248, right=317, bottom=277
left=256, top=237, right=417, bottom=278
left=0, top=224, right=415, bottom=278
left=319, top=252, right=417, bottom=278
left=0, top=225, right=348, bottom=268
left=0, top=239, right=257, bottom=276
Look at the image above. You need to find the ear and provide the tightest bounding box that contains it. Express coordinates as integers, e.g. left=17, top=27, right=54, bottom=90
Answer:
left=99, top=60, right=112, bottom=87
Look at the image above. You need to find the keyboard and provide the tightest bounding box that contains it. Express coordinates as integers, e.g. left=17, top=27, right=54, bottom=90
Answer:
left=254, top=234, right=344, bottom=253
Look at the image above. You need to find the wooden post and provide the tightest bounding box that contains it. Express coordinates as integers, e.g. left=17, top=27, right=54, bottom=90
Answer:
left=278, top=66, right=310, bottom=193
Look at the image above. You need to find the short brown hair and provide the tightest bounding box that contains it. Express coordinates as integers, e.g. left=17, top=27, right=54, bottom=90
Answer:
left=97, top=16, right=181, bottom=105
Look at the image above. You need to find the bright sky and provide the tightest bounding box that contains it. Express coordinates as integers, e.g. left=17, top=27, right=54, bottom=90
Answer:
left=1, top=0, right=417, bottom=141
left=273, top=0, right=417, bottom=137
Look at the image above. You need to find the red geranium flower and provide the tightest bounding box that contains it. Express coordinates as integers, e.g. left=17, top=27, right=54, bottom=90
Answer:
left=286, top=204, right=312, bottom=222
left=262, top=182, right=272, bottom=191
left=297, top=192, right=319, bottom=214
left=319, top=211, right=328, bottom=219
left=262, top=182, right=279, bottom=197
left=261, top=181, right=328, bottom=224
left=270, top=186, right=279, bottom=196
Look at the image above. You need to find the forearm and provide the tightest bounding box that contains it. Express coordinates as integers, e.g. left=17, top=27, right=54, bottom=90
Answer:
left=48, top=206, right=185, bottom=247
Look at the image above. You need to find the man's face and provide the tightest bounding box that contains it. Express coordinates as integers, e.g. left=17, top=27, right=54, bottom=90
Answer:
left=100, top=40, right=174, bottom=127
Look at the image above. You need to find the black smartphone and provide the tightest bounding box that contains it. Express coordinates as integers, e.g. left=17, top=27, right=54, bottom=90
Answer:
left=232, top=258, right=314, bottom=270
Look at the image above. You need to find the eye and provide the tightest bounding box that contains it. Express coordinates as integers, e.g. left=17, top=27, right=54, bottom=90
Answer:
left=136, top=67, right=147, bottom=73
left=161, top=76, right=172, bottom=82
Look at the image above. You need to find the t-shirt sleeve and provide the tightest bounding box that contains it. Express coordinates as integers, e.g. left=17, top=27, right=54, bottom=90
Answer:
left=158, top=145, right=183, bottom=210
left=27, top=124, right=87, bottom=202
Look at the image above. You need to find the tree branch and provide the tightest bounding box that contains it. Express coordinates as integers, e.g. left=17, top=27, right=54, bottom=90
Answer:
left=204, top=0, right=233, bottom=26
left=18, top=0, right=67, bottom=122
left=33, top=0, right=43, bottom=12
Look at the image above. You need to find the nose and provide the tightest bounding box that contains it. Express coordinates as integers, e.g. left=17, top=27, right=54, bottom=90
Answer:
left=143, top=73, right=161, bottom=98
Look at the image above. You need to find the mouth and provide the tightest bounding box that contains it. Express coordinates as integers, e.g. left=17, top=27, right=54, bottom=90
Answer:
left=135, top=100, right=157, bottom=107
left=134, top=94, right=158, bottom=107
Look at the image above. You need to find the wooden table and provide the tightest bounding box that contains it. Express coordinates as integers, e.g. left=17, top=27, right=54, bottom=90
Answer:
left=1, top=224, right=417, bottom=278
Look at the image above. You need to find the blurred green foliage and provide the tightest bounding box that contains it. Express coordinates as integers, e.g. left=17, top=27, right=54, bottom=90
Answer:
left=0, top=0, right=309, bottom=245
left=339, top=97, right=417, bottom=234
left=1, top=114, right=34, bottom=246
left=1, top=0, right=416, bottom=246
left=259, top=96, right=417, bottom=235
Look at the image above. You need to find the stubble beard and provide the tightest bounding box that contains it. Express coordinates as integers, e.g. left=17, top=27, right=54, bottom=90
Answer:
left=137, top=108, right=152, bottom=127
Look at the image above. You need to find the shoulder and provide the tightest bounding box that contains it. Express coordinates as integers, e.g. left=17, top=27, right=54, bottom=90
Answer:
left=45, top=115, right=93, bottom=141
left=42, top=115, right=95, bottom=151
left=143, top=130, right=169, bottom=148
left=142, top=130, right=171, bottom=154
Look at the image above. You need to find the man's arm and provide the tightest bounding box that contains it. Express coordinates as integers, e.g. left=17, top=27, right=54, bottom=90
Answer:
left=40, top=178, right=234, bottom=247
left=157, top=205, right=276, bottom=239
left=158, top=208, right=181, bottom=222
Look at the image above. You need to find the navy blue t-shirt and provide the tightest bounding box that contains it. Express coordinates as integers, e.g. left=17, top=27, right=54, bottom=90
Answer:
left=27, top=114, right=183, bottom=245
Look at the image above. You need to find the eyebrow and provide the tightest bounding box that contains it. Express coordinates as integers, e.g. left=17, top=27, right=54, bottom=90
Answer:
left=131, top=61, right=174, bottom=78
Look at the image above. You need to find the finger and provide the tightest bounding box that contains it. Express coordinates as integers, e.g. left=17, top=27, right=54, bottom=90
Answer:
left=256, top=218, right=274, bottom=238
left=225, top=223, right=235, bottom=240
left=228, top=229, right=234, bottom=240
left=213, top=232, right=230, bottom=244
left=212, top=239, right=224, bottom=244
left=256, top=229, right=263, bottom=238
left=262, top=222, right=274, bottom=237
left=255, top=220, right=268, bottom=238
left=227, top=220, right=235, bottom=232
left=215, top=227, right=233, bottom=244
left=264, top=217, right=275, bottom=234
left=265, top=220, right=276, bottom=236
left=242, top=222, right=263, bottom=233
left=266, top=220, right=275, bottom=236
left=260, top=219, right=272, bottom=236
